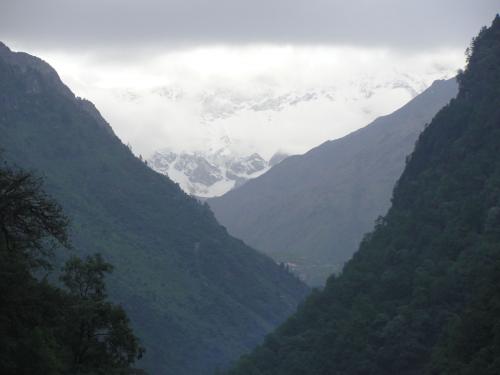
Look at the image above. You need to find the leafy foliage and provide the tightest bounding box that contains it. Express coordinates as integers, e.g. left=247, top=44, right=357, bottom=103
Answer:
left=224, top=15, right=500, bottom=375
left=0, top=162, right=144, bottom=374
left=0, top=162, right=68, bottom=267
left=60, top=254, right=145, bottom=373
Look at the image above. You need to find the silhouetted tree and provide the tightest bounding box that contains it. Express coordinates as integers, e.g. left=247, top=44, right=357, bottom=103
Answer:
left=0, top=160, right=145, bottom=374
left=61, top=254, right=144, bottom=373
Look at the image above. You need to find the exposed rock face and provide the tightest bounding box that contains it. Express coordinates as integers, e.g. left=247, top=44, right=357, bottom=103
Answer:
left=148, top=149, right=279, bottom=197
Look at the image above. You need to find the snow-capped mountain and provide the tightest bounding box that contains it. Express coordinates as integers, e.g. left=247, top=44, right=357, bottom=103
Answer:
left=195, top=76, right=432, bottom=124
left=148, top=148, right=283, bottom=197
left=143, top=75, right=438, bottom=198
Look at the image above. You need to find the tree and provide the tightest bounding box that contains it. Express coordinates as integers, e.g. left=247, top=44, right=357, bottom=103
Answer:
left=61, top=254, right=144, bottom=373
left=0, top=160, right=70, bottom=373
left=0, top=160, right=145, bottom=374
left=0, top=160, right=68, bottom=268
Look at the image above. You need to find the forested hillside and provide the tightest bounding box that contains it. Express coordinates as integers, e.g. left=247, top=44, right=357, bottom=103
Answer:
left=0, top=164, right=144, bottom=373
left=0, top=42, right=309, bottom=375
left=208, top=78, right=457, bottom=286
left=225, top=15, right=500, bottom=375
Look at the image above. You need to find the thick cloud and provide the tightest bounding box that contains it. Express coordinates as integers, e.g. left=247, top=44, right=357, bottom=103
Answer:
left=0, top=0, right=498, bottom=51
left=39, top=45, right=462, bottom=157
left=0, top=1, right=493, bottom=160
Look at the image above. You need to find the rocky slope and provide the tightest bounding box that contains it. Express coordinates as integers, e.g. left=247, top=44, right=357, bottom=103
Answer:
left=148, top=148, right=284, bottom=197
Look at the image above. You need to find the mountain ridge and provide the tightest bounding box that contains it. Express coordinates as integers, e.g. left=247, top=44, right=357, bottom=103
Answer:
left=224, top=15, right=500, bottom=375
left=148, top=148, right=285, bottom=197
left=208, top=77, right=458, bottom=285
left=0, top=41, right=309, bottom=375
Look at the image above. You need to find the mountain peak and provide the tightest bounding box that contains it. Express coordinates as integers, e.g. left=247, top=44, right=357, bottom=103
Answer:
left=148, top=148, right=276, bottom=197
left=0, top=41, right=115, bottom=135
left=0, top=41, right=64, bottom=87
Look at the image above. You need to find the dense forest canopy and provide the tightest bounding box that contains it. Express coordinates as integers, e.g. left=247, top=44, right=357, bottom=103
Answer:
left=224, top=14, right=500, bottom=375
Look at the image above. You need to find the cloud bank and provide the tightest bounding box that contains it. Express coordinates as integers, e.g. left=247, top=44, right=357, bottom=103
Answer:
left=38, top=45, right=463, bottom=157
left=0, top=1, right=495, bottom=158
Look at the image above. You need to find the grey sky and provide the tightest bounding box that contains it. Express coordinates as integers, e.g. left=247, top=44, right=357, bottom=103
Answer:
left=1, top=0, right=498, bottom=51
left=0, top=1, right=497, bottom=160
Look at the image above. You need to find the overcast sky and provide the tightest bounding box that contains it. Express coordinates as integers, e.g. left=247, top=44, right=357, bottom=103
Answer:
left=1, top=1, right=498, bottom=158
left=1, top=0, right=497, bottom=50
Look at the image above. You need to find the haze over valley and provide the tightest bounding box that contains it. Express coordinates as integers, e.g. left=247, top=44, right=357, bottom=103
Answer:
left=1, top=2, right=499, bottom=375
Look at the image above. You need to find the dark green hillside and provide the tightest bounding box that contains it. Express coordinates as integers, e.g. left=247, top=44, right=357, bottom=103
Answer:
left=225, top=15, right=500, bottom=375
left=0, top=42, right=308, bottom=375
left=0, top=162, right=144, bottom=374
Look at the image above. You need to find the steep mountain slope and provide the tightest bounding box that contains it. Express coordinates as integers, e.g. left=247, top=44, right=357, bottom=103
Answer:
left=148, top=148, right=278, bottom=197
left=0, top=42, right=309, bottom=375
left=208, top=78, right=458, bottom=285
left=225, top=16, right=500, bottom=375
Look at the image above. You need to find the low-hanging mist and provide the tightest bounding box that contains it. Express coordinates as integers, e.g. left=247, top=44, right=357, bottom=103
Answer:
left=12, top=45, right=464, bottom=159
